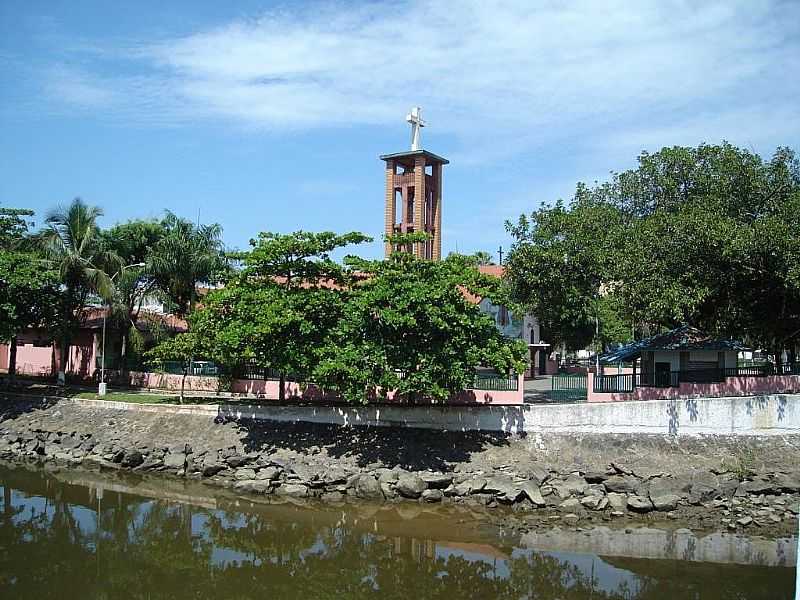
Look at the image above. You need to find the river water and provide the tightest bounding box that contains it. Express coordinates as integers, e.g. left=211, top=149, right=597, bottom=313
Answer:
left=0, top=464, right=796, bottom=599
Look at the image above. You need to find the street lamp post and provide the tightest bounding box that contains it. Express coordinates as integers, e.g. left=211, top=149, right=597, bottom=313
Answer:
left=99, top=263, right=145, bottom=396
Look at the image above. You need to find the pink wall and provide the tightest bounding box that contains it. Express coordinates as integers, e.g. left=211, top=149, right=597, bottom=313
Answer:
left=124, top=371, right=525, bottom=405
left=1, top=331, right=97, bottom=379
left=588, top=372, right=800, bottom=403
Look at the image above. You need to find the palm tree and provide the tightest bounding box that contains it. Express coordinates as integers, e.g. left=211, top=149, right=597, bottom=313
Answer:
left=38, top=198, right=121, bottom=383
left=148, top=211, right=226, bottom=316
left=100, top=220, right=166, bottom=374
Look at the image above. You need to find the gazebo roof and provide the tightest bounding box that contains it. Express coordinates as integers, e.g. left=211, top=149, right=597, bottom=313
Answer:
left=599, top=325, right=749, bottom=364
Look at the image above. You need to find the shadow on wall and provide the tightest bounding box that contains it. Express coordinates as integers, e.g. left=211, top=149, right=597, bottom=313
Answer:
left=230, top=415, right=520, bottom=471
left=666, top=394, right=792, bottom=436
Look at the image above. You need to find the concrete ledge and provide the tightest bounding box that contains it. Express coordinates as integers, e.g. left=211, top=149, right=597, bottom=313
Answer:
left=62, top=393, right=800, bottom=437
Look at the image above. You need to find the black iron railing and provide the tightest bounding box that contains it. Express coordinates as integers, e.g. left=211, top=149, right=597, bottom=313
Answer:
left=593, top=363, right=795, bottom=393
left=473, top=371, right=519, bottom=391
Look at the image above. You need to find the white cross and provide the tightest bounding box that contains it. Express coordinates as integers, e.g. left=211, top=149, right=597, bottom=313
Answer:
left=406, top=106, right=426, bottom=151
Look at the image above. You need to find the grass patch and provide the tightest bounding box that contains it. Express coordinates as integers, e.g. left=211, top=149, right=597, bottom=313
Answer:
left=72, top=391, right=179, bottom=404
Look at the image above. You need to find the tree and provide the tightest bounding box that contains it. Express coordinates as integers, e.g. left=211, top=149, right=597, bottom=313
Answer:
left=0, top=205, right=35, bottom=248
left=505, top=143, right=800, bottom=362
left=505, top=196, right=624, bottom=351
left=100, top=220, right=166, bottom=373
left=168, top=231, right=370, bottom=401
left=313, top=233, right=527, bottom=403
left=148, top=211, right=226, bottom=317
left=145, top=332, right=200, bottom=403
left=471, top=250, right=495, bottom=266
left=0, top=207, right=63, bottom=384
left=37, top=198, right=121, bottom=383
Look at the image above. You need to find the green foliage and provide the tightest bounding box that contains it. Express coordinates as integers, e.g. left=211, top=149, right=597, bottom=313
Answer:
left=148, top=211, right=227, bottom=316
left=314, top=251, right=527, bottom=403
left=0, top=205, right=35, bottom=248
left=0, top=247, right=62, bottom=342
left=166, top=231, right=371, bottom=397
left=506, top=198, right=623, bottom=350
left=146, top=332, right=200, bottom=368
left=100, top=219, right=167, bottom=369
left=506, top=143, right=800, bottom=357
left=38, top=198, right=121, bottom=303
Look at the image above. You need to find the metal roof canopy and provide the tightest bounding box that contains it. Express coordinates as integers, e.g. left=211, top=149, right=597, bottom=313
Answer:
left=599, top=325, right=750, bottom=364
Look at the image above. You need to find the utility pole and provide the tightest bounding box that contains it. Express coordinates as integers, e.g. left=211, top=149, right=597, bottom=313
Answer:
left=498, top=245, right=504, bottom=265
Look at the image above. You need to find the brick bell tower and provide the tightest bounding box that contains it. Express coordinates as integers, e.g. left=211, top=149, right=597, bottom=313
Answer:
left=380, top=107, right=448, bottom=259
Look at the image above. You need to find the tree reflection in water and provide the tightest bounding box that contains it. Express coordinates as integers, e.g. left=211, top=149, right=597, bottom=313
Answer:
left=0, top=465, right=794, bottom=600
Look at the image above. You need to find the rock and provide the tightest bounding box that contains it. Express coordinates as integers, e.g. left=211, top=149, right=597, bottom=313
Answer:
left=202, top=463, right=226, bottom=477
left=225, top=455, right=249, bottom=468
left=603, top=475, right=638, bottom=494
left=380, top=482, right=397, bottom=499
left=560, top=497, right=583, bottom=511
left=111, top=450, right=125, bottom=463
left=519, top=482, right=546, bottom=506
left=322, top=468, right=349, bottom=486
left=256, top=466, right=281, bottom=481
left=469, top=477, right=487, bottom=493
left=520, top=464, right=550, bottom=486
left=421, top=489, right=443, bottom=503
left=276, top=483, right=308, bottom=498
left=396, top=474, right=427, bottom=499
left=377, top=469, right=398, bottom=484
left=583, top=471, right=608, bottom=484
left=718, top=474, right=740, bottom=498
left=773, top=473, right=800, bottom=493
left=353, top=474, right=384, bottom=500
left=60, top=436, right=80, bottom=450
left=451, top=481, right=473, bottom=496
left=164, top=453, right=186, bottom=470
left=739, top=478, right=776, bottom=495
left=651, top=494, right=680, bottom=511
left=580, top=495, right=605, bottom=510
left=736, top=516, right=753, bottom=527
left=562, top=513, right=580, bottom=525
left=121, top=450, right=145, bottom=468
left=235, top=468, right=257, bottom=481
left=138, top=457, right=164, bottom=471
left=627, top=496, right=653, bottom=513
left=649, top=477, right=686, bottom=511
left=550, top=474, right=589, bottom=498
left=484, top=476, right=523, bottom=503
left=234, top=480, right=272, bottom=494
left=688, top=471, right=720, bottom=504
left=421, top=473, right=453, bottom=489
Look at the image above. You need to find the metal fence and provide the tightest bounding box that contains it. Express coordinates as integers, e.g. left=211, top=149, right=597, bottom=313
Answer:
left=593, top=363, right=794, bottom=393
left=551, top=373, right=588, bottom=402
left=472, top=371, right=519, bottom=391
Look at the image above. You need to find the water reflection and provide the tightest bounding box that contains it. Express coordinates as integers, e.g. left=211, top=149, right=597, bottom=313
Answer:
left=0, top=464, right=795, bottom=599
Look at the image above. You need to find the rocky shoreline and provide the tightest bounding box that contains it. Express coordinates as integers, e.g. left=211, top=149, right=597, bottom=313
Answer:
left=1, top=397, right=799, bottom=536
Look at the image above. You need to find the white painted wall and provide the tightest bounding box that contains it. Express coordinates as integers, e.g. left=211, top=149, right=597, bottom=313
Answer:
left=70, top=393, right=800, bottom=437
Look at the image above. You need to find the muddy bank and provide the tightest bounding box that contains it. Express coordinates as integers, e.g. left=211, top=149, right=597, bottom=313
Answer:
left=1, top=397, right=799, bottom=536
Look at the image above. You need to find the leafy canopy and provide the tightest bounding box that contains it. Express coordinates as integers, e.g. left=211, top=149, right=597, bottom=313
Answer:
left=314, top=235, right=527, bottom=403
left=506, top=143, right=800, bottom=357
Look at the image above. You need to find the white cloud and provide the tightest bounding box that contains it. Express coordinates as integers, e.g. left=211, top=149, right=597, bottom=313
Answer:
left=27, top=0, right=800, bottom=155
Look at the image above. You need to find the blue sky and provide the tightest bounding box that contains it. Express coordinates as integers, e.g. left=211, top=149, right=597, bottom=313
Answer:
left=1, top=1, right=799, bottom=259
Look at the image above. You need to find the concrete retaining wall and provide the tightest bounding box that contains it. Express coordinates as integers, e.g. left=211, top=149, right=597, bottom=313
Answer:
left=68, top=392, right=800, bottom=437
